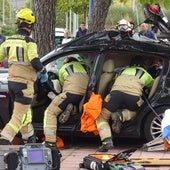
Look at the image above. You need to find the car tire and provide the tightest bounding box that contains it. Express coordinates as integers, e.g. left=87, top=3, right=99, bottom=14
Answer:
left=144, top=107, right=167, bottom=142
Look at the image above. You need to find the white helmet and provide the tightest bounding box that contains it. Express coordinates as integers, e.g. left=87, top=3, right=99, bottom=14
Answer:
left=117, top=19, right=132, bottom=32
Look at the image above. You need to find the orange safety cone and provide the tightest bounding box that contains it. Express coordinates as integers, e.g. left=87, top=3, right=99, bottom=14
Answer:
left=163, top=138, right=170, bottom=150
left=56, top=136, right=64, bottom=148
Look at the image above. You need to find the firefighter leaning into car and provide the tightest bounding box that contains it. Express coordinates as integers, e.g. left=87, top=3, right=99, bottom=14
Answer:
left=0, top=8, right=48, bottom=145
left=96, top=56, right=154, bottom=152
left=43, top=55, right=90, bottom=147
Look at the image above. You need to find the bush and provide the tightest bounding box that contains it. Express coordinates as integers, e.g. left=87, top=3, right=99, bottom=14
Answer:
left=1, top=24, right=16, bottom=37
left=106, top=4, right=144, bottom=29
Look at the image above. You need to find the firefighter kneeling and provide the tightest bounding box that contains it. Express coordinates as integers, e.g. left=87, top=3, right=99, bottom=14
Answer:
left=4, top=143, right=61, bottom=170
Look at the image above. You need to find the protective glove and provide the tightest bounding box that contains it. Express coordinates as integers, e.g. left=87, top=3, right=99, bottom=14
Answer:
left=37, top=72, right=48, bottom=83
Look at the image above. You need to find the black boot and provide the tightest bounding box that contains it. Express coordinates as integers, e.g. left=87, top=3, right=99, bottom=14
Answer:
left=98, top=137, right=113, bottom=152
left=0, top=138, right=11, bottom=145
left=44, top=141, right=56, bottom=147
left=58, top=103, right=74, bottom=124
left=27, top=135, right=37, bottom=143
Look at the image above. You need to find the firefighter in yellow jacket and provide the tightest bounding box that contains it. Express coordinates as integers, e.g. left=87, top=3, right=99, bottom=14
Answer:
left=0, top=8, right=48, bottom=144
left=96, top=56, right=154, bottom=152
left=43, top=55, right=90, bottom=146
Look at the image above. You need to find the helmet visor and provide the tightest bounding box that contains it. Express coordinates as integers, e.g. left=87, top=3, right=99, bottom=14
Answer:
left=118, top=24, right=129, bottom=31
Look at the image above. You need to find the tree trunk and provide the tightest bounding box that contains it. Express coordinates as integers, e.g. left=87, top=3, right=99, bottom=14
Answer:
left=88, top=0, right=112, bottom=33
left=33, top=0, right=56, bottom=57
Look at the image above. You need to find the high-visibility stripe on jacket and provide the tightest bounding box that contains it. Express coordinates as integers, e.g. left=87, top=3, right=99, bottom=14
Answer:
left=0, top=34, right=38, bottom=64
left=59, top=61, right=90, bottom=85
left=112, top=66, right=154, bottom=96
left=121, top=66, right=154, bottom=88
left=0, top=29, right=44, bottom=73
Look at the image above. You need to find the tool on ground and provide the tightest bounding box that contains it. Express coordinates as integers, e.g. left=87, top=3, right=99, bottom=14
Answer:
left=80, top=147, right=170, bottom=169
left=141, top=136, right=170, bottom=151
left=141, top=137, right=165, bottom=151
left=131, top=158, right=170, bottom=166
left=4, top=143, right=61, bottom=170
left=79, top=148, right=145, bottom=170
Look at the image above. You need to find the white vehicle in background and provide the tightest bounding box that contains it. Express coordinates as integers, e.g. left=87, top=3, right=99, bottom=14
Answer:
left=55, top=28, right=74, bottom=45
left=55, top=28, right=65, bottom=45
left=55, top=28, right=65, bottom=36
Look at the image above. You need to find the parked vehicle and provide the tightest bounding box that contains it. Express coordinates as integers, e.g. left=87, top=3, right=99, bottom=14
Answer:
left=0, top=3, right=170, bottom=142
left=55, top=28, right=65, bottom=45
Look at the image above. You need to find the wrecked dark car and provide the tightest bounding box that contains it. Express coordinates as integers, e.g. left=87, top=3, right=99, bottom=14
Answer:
left=0, top=3, right=170, bottom=143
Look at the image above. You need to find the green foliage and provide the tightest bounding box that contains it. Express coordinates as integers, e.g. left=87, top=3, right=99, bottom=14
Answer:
left=26, top=0, right=33, bottom=8
left=120, top=0, right=170, bottom=9
left=0, top=0, right=10, bottom=24
left=1, top=24, right=16, bottom=36
left=106, top=4, right=144, bottom=29
left=120, top=0, right=128, bottom=3
left=55, top=10, right=67, bottom=28
left=56, top=0, right=86, bottom=28
left=163, top=0, right=170, bottom=9
left=133, top=0, right=170, bottom=10
left=57, top=0, right=88, bottom=14
left=56, top=0, right=170, bottom=30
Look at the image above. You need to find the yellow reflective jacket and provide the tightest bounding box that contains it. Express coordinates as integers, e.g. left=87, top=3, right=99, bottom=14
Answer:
left=112, top=66, right=154, bottom=96
left=59, top=61, right=90, bottom=85
left=0, top=33, right=38, bottom=64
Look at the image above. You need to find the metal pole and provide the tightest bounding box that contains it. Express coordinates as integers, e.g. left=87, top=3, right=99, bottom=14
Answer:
left=2, top=0, right=5, bottom=25
left=9, top=0, right=12, bottom=21
left=132, top=0, right=135, bottom=12
left=69, top=9, right=72, bottom=35
left=89, top=0, right=94, bottom=19
left=73, top=13, right=77, bottom=37
left=135, top=4, right=140, bottom=32
left=65, top=13, right=68, bottom=30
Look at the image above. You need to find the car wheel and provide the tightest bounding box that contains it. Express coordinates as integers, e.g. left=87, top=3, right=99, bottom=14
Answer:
left=144, top=107, right=167, bottom=142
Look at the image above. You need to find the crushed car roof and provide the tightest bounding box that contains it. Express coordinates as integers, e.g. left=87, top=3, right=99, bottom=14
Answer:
left=42, top=30, right=170, bottom=62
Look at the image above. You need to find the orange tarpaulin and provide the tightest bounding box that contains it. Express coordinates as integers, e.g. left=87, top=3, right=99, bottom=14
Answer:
left=81, top=93, right=103, bottom=135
